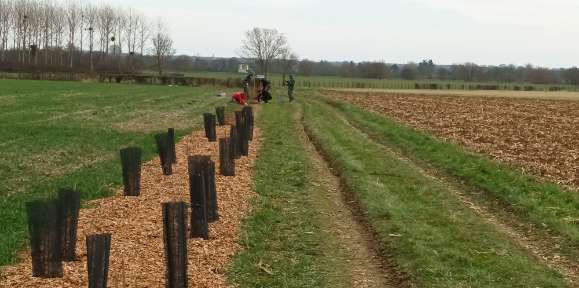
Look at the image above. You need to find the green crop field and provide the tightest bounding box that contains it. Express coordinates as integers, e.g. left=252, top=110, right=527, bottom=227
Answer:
left=0, top=79, right=232, bottom=266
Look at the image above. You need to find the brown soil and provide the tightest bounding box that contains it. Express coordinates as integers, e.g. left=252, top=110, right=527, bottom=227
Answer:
left=329, top=90, right=579, bottom=190
left=1, top=126, right=262, bottom=288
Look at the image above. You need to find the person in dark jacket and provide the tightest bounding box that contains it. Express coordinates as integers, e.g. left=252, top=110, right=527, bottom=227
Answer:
left=285, top=75, right=296, bottom=102
left=258, top=78, right=272, bottom=103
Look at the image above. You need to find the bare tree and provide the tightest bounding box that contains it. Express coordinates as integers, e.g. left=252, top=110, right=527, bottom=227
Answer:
left=52, top=5, right=66, bottom=65
left=79, top=1, right=85, bottom=58
left=84, top=3, right=97, bottom=71
left=41, top=1, right=52, bottom=65
left=151, top=21, right=174, bottom=75
left=112, top=8, right=126, bottom=71
left=240, top=27, right=288, bottom=77
left=28, top=0, right=41, bottom=65
left=137, top=14, right=150, bottom=58
left=0, top=0, right=13, bottom=62
left=124, top=8, right=137, bottom=70
left=66, top=0, right=80, bottom=68
left=13, top=0, right=30, bottom=64
left=97, top=5, right=114, bottom=60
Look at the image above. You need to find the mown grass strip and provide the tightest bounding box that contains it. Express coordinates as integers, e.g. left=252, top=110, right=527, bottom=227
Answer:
left=323, top=96, right=579, bottom=257
left=301, top=97, right=569, bottom=287
left=228, top=104, right=353, bottom=288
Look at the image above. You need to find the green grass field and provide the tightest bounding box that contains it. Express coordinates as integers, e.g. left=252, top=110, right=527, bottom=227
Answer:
left=0, top=79, right=232, bottom=265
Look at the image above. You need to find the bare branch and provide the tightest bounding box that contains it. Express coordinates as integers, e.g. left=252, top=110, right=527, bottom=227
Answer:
left=240, top=27, right=288, bottom=77
left=150, top=20, right=174, bottom=75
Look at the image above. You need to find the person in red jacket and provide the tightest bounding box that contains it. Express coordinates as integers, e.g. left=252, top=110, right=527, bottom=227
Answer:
left=231, top=91, right=247, bottom=105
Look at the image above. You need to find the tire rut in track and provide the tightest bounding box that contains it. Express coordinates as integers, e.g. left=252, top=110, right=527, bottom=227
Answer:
left=294, top=107, right=412, bottom=288
left=328, top=103, right=579, bottom=287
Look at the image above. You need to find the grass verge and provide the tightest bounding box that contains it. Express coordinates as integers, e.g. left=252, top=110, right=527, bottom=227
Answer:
left=227, top=103, right=354, bottom=288
left=323, top=96, right=579, bottom=258
left=301, top=96, right=569, bottom=287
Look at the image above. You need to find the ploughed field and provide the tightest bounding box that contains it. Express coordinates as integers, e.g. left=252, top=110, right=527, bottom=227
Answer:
left=328, top=90, right=579, bottom=189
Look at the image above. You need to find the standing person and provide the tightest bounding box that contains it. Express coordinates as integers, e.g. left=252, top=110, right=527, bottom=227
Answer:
left=286, top=75, right=296, bottom=102
left=242, top=73, right=253, bottom=98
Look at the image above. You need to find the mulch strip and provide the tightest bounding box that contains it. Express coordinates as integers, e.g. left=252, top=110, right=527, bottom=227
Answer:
left=1, top=126, right=261, bottom=287
left=331, top=91, right=579, bottom=190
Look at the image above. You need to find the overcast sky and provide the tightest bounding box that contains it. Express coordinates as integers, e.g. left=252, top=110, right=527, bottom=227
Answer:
left=102, top=0, right=579, bottom=68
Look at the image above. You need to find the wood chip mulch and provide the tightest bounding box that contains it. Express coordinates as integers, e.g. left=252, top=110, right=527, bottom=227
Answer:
left=1, top=126, right=262, bottom=288
left=330, top=90, right=579, bottom=190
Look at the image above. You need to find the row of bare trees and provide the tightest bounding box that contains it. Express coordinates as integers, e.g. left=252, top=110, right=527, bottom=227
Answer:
left=0, top=0, right=174, bottom=74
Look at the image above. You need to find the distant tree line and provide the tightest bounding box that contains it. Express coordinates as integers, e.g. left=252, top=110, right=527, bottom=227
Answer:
left=0, top=0, right=174, bottom=74
left=182, top=56, right=579, bottom=85
left=300, top=59, right=579, bottom=85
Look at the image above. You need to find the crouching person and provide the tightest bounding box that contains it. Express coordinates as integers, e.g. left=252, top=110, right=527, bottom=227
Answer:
left=258, top=78, right=272, bottom=103
left=231, top=91, right=247, bottom=105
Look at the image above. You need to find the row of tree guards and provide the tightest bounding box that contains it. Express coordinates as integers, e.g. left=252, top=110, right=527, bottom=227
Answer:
left=24, top=105, right=254, bottom=288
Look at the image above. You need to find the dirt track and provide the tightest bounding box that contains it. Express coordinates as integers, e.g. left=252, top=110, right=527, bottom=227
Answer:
left=295, top=108, right=397, bottom=288
left=0, top=127, right=261, bottom=287
left=329, top=90, right=579, bottom=189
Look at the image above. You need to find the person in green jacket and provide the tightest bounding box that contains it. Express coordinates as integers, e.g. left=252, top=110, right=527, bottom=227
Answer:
left=285, top=75, right=296, bottom=102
